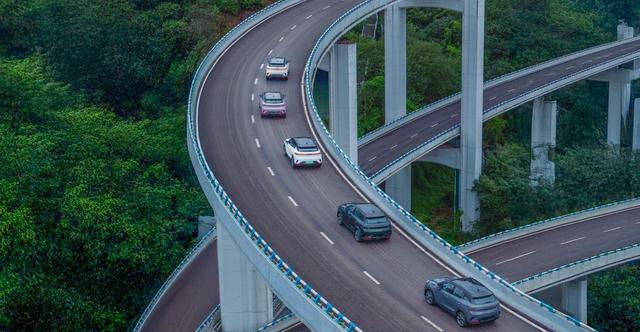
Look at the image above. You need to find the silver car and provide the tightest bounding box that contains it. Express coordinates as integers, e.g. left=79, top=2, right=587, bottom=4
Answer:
left=266, top=57, right=290, bottom=79
left=259, top=92, right=286, bottom=117
left=424, top=277, right=500, bottom=327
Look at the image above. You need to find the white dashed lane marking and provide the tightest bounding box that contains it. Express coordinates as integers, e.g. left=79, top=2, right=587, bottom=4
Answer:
left=430, top=123, right=439, bottom=128
left=451, top=113, right=458, bottom=118
left=560, top=237, right=586, bottom=245
left=490, top=96, right=497, bottom=100
left=495, top=251, right=536, bottom=266
left=290, top=25, right=297, bottom=30
left=604, top=227, right=622, bottom=233
left=636, top=221, right=640, bottom=225
left=279, top=36, right=284, bottom=42
left=267, top=167, right=275, bottom=176
left=251, top=115, right=255, bottom=123
left=363, top=271, right=380, bottom=285
left=254, top=78, right=258, bottom=85
left=410, top=133, right=418, bottom=138
left=420, top=316, right=445, bottom=332
left=260, top=63, right=264, bottom=70
left=268, top=49, right=273, bottom=55
left=323, top=5, right=331, bottom=10
left=565, top=65, right=575, bottom=70
left=288, top=196, right=298, bottom=207
left=251, top=93, right=255, bottom=101
left=390, top=144, right=398, bottom=150
left=369, top=156, right=377, bottom=162
left=306, top=14, right=313, bottom=19
left=319, top=232, right=334, bottom=245
left=255, top=138, right=261, bottom=148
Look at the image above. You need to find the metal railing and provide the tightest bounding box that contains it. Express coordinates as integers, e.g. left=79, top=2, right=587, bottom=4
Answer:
left=358, top=36, right=640, bottom=146
left=194, top=304, right=221, bottom=332
left=369, top=42, right=640, bottom=183
left=186, top=0, right=358, bottom=331
left=458, top=197, right=640, bottom=252
left=256, top=313, right=296, bottom=332
left=303, top=0, right=595, bottom=330
left=514, top=243, right=640, bottom=293
left=133, top=226, right=218, bottom=331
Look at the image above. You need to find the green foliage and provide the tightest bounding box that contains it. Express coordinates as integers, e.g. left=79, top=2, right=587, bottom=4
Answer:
left=0, top=55, right=209, bottom=330
left=589, top=264, right=640, bottom=331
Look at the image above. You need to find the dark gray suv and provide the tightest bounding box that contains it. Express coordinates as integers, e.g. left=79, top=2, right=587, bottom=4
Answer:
left=337, top=203, right=391, bottom=241
left=424, top=277, right=500, bottom=327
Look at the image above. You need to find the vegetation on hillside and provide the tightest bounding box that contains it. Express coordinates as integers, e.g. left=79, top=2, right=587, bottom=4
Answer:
left=0, top=0, right=269, bottom=330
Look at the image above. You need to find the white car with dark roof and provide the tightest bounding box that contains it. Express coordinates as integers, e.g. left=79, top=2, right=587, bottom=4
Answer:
left=283, top=137, right=322, bottom=168
left=266, top=57, right=290, bottom=79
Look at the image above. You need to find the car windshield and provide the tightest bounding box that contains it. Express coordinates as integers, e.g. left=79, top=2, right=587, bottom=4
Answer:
left=269, top=58, right=286, bottom=67
left=365, top=216, right=387, bottom=224
left=471, top=295, right=496, bottom=305
left=264, top=92, right=282, bottom=103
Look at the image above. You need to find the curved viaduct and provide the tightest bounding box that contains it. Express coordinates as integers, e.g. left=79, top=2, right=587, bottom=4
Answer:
left=135, top=0, right=640, bottom=331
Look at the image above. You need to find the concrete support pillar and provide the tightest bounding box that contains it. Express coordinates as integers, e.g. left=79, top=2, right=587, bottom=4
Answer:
left=608, top=81, right=630, bottom=145
left=530, top=98, right=557, bottom=185
left=634, top=99, right=640, bottom=151
left=384, top=4, right=407, bottom=121
left=459, top=0, right=485, bottom=232
left=218, top=220, right=273, bottom=332
left=561, top=279, right=588, bottom=323
left=384, top=4, right=411, bottom=211
left=329, top=42, right=358, bottom=162
left=608, top=22, right=635, bottom=146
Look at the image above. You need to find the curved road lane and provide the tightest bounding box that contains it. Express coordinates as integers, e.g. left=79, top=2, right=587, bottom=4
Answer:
left=196, top=0, right=538, bottom=331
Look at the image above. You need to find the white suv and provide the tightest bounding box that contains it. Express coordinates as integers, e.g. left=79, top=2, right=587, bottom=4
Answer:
left=283, top=137, right=322, bottom=168
left=266, top=57, right=290, bottom=80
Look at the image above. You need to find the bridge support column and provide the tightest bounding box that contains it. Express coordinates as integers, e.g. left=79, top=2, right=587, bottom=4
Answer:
left=530, top=98, right=557, bottom=185
left=634, top=98, right=640, bottom=151
left=329, top=42, right=358, bottom=162
left=607, top=22, right=635, bottom=146
left=384, top=4, right=411, bottom=210
left=459, top=0, right=485, bottom=231
left=218, top=219, right=273, bottom=332
left=562, top=278, right=588, bottom=323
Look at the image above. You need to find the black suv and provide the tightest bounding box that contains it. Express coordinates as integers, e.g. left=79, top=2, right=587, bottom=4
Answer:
left=337, top=203, right=392, bottom=241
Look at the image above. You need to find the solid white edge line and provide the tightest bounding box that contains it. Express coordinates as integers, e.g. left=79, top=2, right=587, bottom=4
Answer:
left=319, top=231, right=334, bottom=245
left=251, top=115, right=255, bottom=123
left=362, top=271, right=380, bottom=285
left=419, top=315, right=444, bottom=332
left=604, top=226, right=622, bottom=233
left=495, top=251, right=536, bottom=266
left=287, top=196, right=298, bottom=207
left=255, top=138, right=261, bottom=148
left=299, top=59, right=544, bottom=332
left=560, top=236, right=586, bottom=245
left=267, top=166, right=275, bottom=176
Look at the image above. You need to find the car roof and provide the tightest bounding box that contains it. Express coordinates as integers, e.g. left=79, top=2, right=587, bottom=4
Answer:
left=352, top=203, right=385, bottom=218
left=450, top=278, right=493, bottom=297
left=263, top=92, right=282, bottom=99
left=292, top=137, right=317, bottom=147
left=269, top=57, right=286, bottom=64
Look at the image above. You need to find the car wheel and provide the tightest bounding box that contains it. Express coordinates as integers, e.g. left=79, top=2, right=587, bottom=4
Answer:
left=456, top=311, right=467, bottom=327
left=424, top=289, right=435, bottom=305
left=290, top=156, right=296, bottom=168
left=337, top=211, right=344, bottom=225
left=355, top=228, right=363, bottom=242
left=283, top=145, right=287, bottom=156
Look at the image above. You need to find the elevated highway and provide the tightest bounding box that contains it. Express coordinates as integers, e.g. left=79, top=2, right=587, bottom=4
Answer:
left=134, top=1, right=640, bottom=331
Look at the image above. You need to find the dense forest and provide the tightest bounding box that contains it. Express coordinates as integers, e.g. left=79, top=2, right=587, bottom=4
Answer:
left=1, top=0, right=639, bottom=330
